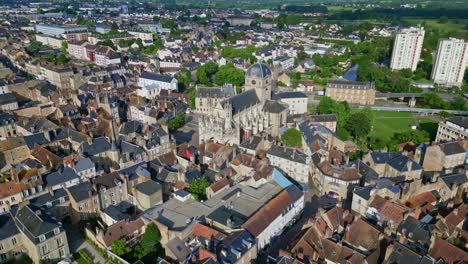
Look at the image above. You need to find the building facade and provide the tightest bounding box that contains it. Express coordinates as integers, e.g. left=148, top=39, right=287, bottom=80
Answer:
left=325, top=80, right=376, bottom=105
left=435, top=117, right=467, bottom=143
left=390, top=26, right=425, bottom=71
left=431, top=38, right=468, bottom=87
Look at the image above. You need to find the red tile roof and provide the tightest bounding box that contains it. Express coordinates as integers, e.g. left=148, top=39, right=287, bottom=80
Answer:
left=243, top=190, right=293, bottom=237
left=429, top=238, right=468, bottom=264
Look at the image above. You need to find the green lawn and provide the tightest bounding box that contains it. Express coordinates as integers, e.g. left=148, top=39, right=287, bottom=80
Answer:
left=402, top=18, right=468, bottom=34
left=353, top=109, right=439, bottom=141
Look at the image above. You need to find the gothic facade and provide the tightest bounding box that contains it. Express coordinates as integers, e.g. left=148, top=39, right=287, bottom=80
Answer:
left=198, top=63, right=288, bottom=145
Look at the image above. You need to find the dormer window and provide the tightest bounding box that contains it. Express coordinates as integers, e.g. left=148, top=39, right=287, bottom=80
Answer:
left=39, top=235, right=46, bottom=242
left=54, top=228, right=60, bottom=235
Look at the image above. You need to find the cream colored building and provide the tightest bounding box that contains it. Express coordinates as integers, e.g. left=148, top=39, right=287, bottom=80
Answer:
left=431, top=38, right=468, bottom=87
left=435, top=116, right=467, bottom=143
left=390, top=26, right=425, bottom=71
left=325, top=80, right=375, bottom=105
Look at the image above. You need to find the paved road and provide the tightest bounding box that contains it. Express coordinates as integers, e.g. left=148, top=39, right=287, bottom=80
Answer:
left=66, top=226, right=106, bottom=264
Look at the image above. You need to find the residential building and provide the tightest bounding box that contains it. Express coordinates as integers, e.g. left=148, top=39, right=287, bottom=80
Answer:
left=10, top=205, right=70, bottom=263
left=276, top=92, right=308, bottom=115
left=435, top=116, right=467, bottom=142
left=326, top=80, right=376, bottom=105
left=133, top=180, right=163, bottom=210
left=242, top=184, right=304, bottom=249
left=0, top=137, right=30, bottom=166
left=0, top=111, right=17, bottom=140
left=66, top=182, right=100, bottom=223
left=137, top=72, right=178, bottom=99
left=267, top=145, right=310, bottom=184
left=305, top=114, right=337, bottom=132
left=0, top=93, right=18, bottom=111
left=93, top=172, right=129, bottom=209
left=431, top=38, right=468, bottom=87
left=390, top=26, right=425, bottom=71
left=422, top=141, right=466, bottom=174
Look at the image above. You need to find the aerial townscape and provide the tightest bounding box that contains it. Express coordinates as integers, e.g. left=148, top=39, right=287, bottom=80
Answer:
left=0, top=0, right=467, bottom=263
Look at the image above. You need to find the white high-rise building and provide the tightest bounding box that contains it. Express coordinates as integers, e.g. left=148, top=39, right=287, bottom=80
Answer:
left=431, top=38, right=468, bottom=87
left=390, top=26, right=425, bottom=71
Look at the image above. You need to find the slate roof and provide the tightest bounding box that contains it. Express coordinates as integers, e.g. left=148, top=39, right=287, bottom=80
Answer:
left=439, top=141, right=466, bottom=155
left=12, top=205, right=62, bottom=243
left=307, top=114, right=337, bottom=123
left=440, top=173, right=467, bottom=188
left=387, top=154, right=422, bottom=172
left=134, top=180, right=162, bottom=196
left=24, top=133, right=50, bottom=149
left=276, top=91, right=308, bottom=99
left=0, top=92, right=17, bottom=105
left=397, top=216, right=431, bottom=245
left=0, top=111, right=16, bottom=126
left=140, top=71, right=174, bottom=83
left=246, top=63, right=271, bottom=79
left=353, top=185, right=373, bottom=200
left=0, top=214, right=19, bottom=240
left=75, top=158, right=94, bottom=173
left=120, top=120, right=144, bottom=135
left=263, top=100, right=288, bottom=114
left=196, top=84, right=235, bottom=98
left=81, top=137, right=112, bottom=156
left=29, top=188, right=69, bottom=209
left=327, top=79, right=375, bottom=90
left=446, top=116, right=468, bottom=129
left=221, top=89, right=260, bottom=115
left=43, top=167, right=79, bottom=188
left=67, top=181, right=96, bottom=202
left=267, top=144, right=308, bottom=164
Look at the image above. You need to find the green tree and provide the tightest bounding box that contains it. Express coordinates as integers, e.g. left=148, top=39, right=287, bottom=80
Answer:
left=142, top=223, right=161, bottom=248
left=111, top=239, right=130, bottom=256
left=203, top=61, right=219, bottom=76
left=96, top=39, right=116, bottom=50
left=26, top=41, right=43, bottom=56
left=60, top=41, right=68, bottom=52
left=175, top=68, right=192, bottom=92
left=214, top=64, right=245, bottom=87
left=281, top=128, right=303, bottom=148
left=168, top=113, right=187, bottom=131
left=56, top=54, right=69, bottom=65
left=196, top=67, right=211, bottom=86
left=188, top=178, right=210, bottom=201
left=392, top=130, right=430, bottom=145
left=345, top=112, right=372, bottom=139
left=421, top=93, right=448, bottom=109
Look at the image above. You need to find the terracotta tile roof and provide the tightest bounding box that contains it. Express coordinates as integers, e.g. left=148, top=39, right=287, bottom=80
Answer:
left=199, top=246, right=217, bottom=262
left=0, top=181, right=22, bottom=199
left=344, top=218, right=381, bottom=251
left=444, top=204, right=468, bottom=234
left=370, top=195, right=408, bottom=225
left=243, top=190, right=293, bottom=237
left=157, top=151, right=178, bottom=166
left=323, top=207, right=353, bottom=231
left=192, top=222, right=226, bottom=240
left=429, top=238, right=468, bottom=264
left=322, top=239, right=366, bottom=263
left=209, top=178, right=229, bottom=193
left=317, top=161, right=360, bottom=181
left=102, top=219, right=145, bottom=247
left=31, top=145, right=62, bottom=168
left=403, top=191, right=438, bottom=208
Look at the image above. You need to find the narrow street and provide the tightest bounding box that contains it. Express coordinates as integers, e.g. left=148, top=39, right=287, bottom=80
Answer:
left=65, top=225, right=106, bottom=264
